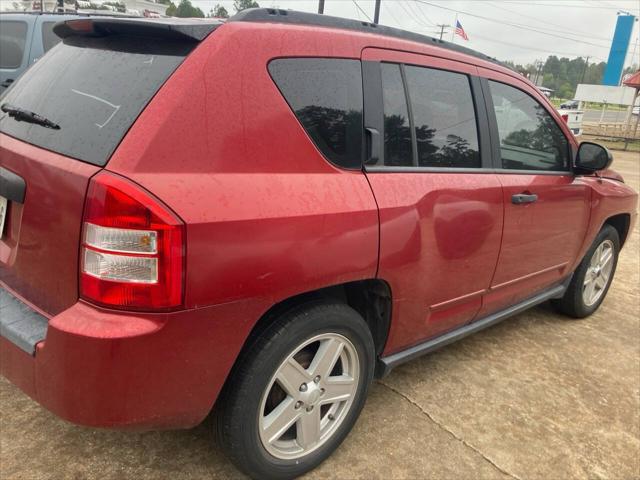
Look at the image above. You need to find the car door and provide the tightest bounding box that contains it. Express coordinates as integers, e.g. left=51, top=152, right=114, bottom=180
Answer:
left=0, top=15, right=34, bottom=92
left=362, top=49, right=504, bottom=353
left=477, top=69, right=590, bottom=317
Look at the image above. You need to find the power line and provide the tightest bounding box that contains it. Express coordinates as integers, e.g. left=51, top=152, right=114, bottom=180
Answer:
left=480, top=0, right=612, bottom=42
left=409, top=0, right=437, bottom=27
left=471, top=32, right=607, bottom=61
left=397, top=1, right=433, bottom=31
left=413, top=0, right=611, bottom=49
left=351, top=0, right=372, bottom=23
left=382, top=2, right=405, bottom=27
left=498, top=0, right=639, bottom=13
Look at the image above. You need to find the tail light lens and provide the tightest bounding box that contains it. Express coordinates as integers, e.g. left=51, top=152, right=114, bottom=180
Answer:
left=80, top=172, right=184, bottom=311
left=561, top=114, right=569, bottom=123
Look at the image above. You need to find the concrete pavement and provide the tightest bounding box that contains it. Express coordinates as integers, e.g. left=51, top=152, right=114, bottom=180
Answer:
left=1, top=151, right=639, bottom=480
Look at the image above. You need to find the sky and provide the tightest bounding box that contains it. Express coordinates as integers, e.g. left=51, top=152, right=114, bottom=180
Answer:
left=191, top=0, right=640, bottom=67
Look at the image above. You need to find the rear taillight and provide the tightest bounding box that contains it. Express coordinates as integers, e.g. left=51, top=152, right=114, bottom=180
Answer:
left=80, top=172, right=184, bottom=311
left=561, top=114, right=569, bottom=123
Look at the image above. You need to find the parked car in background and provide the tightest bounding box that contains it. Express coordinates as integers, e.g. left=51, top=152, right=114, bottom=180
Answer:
left=633, top=105, right=639, bottom=115
left=1, top=10, right=637, bottom=480
left=560, top=99, right=579, bottom=109
left=0, top=12, right=79, bottom=91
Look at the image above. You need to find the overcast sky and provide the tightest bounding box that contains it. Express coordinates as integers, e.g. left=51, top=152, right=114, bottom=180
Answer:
left=192, top=0, right=640, bottom=66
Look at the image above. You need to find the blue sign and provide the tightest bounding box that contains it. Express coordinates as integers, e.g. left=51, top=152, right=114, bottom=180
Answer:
left=603, top=14, right=636, bottom=86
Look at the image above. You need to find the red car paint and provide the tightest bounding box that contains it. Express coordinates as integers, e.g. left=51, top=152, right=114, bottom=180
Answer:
left=1, top=19, right=637, bottom=429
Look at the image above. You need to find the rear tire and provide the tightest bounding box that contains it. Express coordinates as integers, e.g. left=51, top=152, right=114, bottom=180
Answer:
left=553, top=224, right=620, bottom=318
left=215, top=301, right=375, bottom=480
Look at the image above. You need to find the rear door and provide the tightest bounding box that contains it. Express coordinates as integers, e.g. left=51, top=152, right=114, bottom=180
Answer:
left=362, top=49, right=504, bottom=352
left=477, top=70, right=590, bottom=317
left=0, top=19, right=207, bottom=315
left=0, top=15, right=34, bottom=92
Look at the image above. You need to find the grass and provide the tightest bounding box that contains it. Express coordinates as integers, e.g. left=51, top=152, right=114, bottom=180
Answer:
left=579, top=134, right=640, bottom=152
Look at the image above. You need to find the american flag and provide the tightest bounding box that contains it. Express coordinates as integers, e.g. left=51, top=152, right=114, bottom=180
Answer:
left=455, top=20, right=469, bottom=41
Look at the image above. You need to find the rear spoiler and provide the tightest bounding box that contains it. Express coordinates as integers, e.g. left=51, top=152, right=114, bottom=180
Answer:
left=53, top=17, right=222, bottom=42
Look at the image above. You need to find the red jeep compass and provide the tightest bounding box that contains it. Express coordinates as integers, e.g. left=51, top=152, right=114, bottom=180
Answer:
left=0, top=9, right=637, bottom=480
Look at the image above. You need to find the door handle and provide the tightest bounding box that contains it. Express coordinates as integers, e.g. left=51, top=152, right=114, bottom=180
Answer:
left=1, top=79, right=13, bottom=89
left=365, top=127, right=380, bottom=165
left=511, top=193, right=538, bottom=204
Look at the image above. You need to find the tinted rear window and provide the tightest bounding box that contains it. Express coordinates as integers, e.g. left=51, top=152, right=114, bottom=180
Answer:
left=0, top=20, right=28, bottom=69
left=0, top=34, right=195, bottom=166
left=268, top=58, right=363, bottom=169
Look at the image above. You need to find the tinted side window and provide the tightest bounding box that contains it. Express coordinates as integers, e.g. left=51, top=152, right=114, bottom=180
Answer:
left=0, top=21, right=28, bottom=69
left=42, top=22, right=60, bottom=53
left=268, top=58, right=363, bottom=169
left=405, top=66, right=480, bottom=168
left=381, top=63, right=412, bottom=167
left=489, top=81, right=569, bottom=171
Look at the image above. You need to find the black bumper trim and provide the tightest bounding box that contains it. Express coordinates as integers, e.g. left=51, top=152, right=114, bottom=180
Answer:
left=0, top=287, right=48, bottom=355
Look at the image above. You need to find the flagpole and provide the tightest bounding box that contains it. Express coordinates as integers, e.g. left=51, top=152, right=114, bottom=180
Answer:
left=451, top=13, right=457, bottom=43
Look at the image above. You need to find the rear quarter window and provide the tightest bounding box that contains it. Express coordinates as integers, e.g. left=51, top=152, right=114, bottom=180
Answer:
left=41, top=21, right=60, bottom=53
left=0, top=20, right=28, bottom=69
left=268, top=58, right=364, bottom=169
left=0, top=34, right=195, bottom=166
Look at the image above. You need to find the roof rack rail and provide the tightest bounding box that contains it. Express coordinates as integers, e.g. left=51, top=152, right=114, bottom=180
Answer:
left=229, top=8, right=507, bottom=69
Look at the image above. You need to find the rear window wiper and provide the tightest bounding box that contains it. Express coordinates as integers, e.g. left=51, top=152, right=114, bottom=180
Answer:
left=1, top=104, right=60, bottom=130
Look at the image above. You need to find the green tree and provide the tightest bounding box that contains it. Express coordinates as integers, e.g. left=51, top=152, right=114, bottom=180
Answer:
left=210, top=3, right=229, bottom=17
left=171, top=0, right=204, bottom=17
left=166, top=1, right=177, bottom=16
left=234, top=0, right=259, bottom=12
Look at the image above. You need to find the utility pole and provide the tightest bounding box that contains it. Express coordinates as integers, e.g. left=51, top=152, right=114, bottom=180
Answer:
left=318, top=0, right=324, bottom=15
left=373, top=0, right=381, bottom=24
left=580, top=56, right=590, bottom=84
left=436, top=24, right=450, bottom=41
left=532, top=60, right=544, bottom=86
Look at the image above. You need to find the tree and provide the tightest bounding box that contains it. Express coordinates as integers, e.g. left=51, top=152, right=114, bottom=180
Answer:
left=210, top=3, right=229, bottom=17
left=167, top=0, right=204, bottom=17
left=234, top=0, right=259, bottom=12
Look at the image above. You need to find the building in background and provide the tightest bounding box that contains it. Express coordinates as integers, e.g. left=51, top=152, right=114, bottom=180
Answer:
left=0, top=0, right=167, bottom=15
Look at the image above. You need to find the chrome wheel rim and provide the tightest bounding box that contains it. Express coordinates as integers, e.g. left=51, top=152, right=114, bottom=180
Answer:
left=258, top=333, right=360, bottom=460
left=583, top=239, right=615, bottom=307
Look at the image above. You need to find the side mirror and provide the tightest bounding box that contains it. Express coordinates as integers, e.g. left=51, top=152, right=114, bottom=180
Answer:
left=575, top=142, right=613, bottom=173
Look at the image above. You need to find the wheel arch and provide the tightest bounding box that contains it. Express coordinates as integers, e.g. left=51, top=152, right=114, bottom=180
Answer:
left=604, top=213, right=631, bottom=248
left=217, top=279, right=393, bottom=408
left=248, top=279, right=391, bottom=357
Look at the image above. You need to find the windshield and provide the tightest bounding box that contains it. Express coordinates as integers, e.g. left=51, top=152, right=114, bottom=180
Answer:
left=0, top=34, right=196, bottom=166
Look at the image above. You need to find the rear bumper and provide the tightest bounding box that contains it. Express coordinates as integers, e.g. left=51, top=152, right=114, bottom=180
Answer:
left=0, top=285, right=264, bottom=430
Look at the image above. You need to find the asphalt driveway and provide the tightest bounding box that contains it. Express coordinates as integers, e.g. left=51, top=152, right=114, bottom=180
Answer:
left=1, top=151, right=639, bottom=480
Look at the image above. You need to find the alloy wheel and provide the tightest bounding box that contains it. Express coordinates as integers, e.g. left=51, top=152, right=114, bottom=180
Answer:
left=582, top=239, right=615, bottom=307
left=258, top=333, right=360, bottom=460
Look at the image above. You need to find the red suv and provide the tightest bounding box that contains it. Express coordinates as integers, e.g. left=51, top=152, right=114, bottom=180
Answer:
left=0, top=10, right=637, bottom=480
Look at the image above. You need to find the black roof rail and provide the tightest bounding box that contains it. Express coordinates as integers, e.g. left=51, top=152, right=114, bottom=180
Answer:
left=229, top=8, right=507, bottom=69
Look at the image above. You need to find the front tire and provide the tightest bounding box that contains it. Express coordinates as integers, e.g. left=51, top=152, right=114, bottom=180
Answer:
left=215, top=301, right=375, bottom=480
left=553, top=224, right=620, bottom=318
